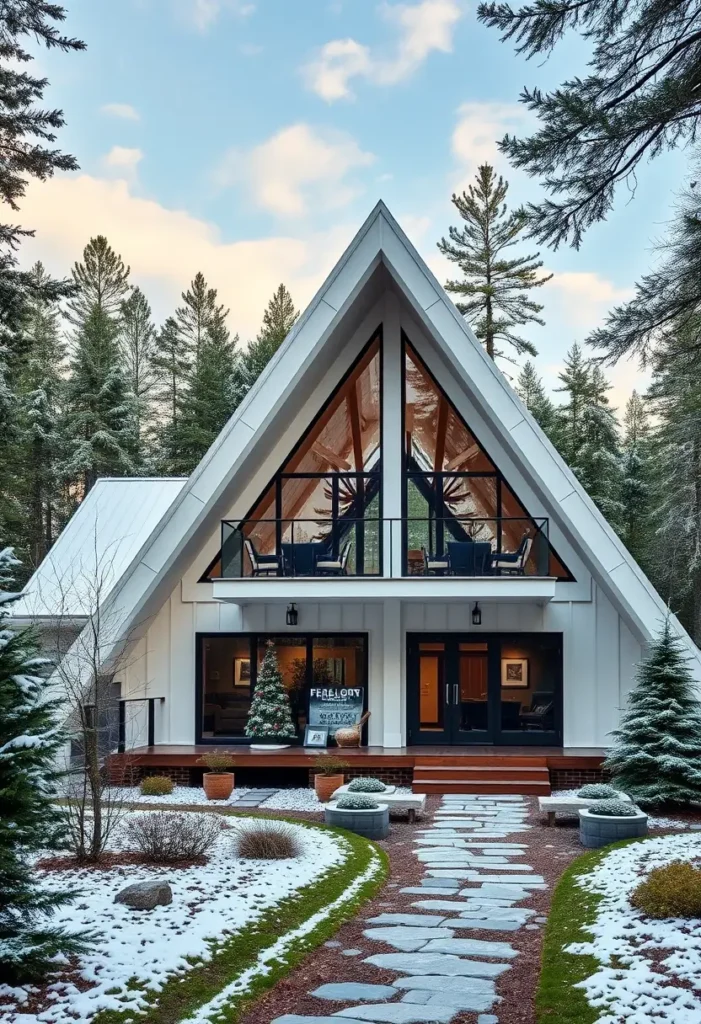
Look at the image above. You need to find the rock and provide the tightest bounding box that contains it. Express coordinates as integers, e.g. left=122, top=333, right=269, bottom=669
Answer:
left=333, top=1004, right=455, bottom=1023
left=342, top=949, right=363, bottom=956
left=421, top=937, right=518, bottom=959
left=363, top=953, right=510, bottom=978
left=114, top=880, right=172, bottom=910
left=478, top=1016, right=499, bottom=1024
left=362, top=926, right=454, bottom=952
left=392, top=976, right=494, bottom=996
left=312, top=984, right=396, bottom=1002
left=365, top=914, right=447, bottom=928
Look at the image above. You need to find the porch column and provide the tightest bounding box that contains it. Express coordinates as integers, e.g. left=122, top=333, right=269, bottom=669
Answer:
left=382, top=598, right=404, bottom=747
left=382, top=290, right=403, bottom=577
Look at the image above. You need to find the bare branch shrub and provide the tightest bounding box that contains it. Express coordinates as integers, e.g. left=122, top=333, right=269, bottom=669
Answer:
left=124, top=811, right=222, bottom=862
left=232, top=820, right=302, bottom=859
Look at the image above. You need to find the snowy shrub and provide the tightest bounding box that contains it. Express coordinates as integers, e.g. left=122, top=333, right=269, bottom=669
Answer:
left=140, top=775, right=174, bottom=797
left=124, top=811, right=222, bottom=862
left=348, top=777, right=386, bottom=793
left=630, top=862, right=701, bottom=919
left=232, top=821, right=301, bottom=859
left=336, top=794, right=379, bottom=810
left=588, top=799, right=639, bottom=817
left=577, top=783, right=618, bottom=799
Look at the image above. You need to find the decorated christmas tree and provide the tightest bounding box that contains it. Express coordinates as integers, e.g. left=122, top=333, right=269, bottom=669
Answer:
left=245, top=642, right=296, bottom=741
left=0, top=546, right=88, bottom=981
left=605, top=617, right=701, bottom=806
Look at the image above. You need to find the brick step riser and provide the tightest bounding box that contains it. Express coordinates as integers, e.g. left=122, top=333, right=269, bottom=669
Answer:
left=414, top=756, right=548, bottom=768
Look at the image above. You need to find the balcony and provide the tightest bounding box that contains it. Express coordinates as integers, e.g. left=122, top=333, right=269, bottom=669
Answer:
left=216, top=516, right=552, bottom=581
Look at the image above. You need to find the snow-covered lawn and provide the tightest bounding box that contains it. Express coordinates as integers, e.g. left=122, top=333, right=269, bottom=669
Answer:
left=551, top=790, right=700, bottom=830
left=0, top=813, right=347, bottom=1024
left=569, top=833, right=701, bottom=1022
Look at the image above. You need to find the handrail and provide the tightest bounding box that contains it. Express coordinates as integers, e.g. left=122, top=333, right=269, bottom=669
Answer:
left=219, top=516, right=549, bottom=579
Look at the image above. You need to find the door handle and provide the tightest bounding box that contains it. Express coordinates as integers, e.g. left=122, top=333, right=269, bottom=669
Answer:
left=445, top=683, right=450, bottom=705
left=453, top=684, right=459, bottom=705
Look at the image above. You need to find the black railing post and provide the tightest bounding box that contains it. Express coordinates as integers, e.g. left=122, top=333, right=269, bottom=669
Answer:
left=117, top=700, right=126, bottom=754
left=148, top=698, right=155, bottom=747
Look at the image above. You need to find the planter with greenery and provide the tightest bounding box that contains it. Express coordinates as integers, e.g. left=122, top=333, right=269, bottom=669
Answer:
left=313, top=753, right=349, bottom=802
left=579, top=800, right=648, bottom=848
left=197, top=750, right=236, bottom=800
left=325, top=794, right=390, bottom=839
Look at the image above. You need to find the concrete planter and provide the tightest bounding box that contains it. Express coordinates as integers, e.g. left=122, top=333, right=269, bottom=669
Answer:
left=579, top=806, right=648, bottom=848
left=324, top=802, right=390, bottom=840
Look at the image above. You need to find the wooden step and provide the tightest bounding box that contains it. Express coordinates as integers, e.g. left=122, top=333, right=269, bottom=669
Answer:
left=411, top=755, right=552, bottom=795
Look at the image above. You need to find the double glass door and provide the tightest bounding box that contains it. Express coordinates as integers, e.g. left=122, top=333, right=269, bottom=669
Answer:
left=406, top=633, right=562, bottom=745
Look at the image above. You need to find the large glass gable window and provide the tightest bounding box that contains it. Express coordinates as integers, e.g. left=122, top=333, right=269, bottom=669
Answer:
left=404, top=337, right=572, bottom=579
left=211, top=332, right=382, bottom=578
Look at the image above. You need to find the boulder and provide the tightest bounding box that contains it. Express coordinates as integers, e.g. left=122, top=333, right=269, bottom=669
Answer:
left=114, top=880, right=173, bottom=910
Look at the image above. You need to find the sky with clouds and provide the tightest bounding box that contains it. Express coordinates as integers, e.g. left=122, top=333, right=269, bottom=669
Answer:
left=21, top=0, right=692, bottom=408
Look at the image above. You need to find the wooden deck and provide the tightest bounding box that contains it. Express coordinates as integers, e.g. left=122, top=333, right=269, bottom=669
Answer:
left=113, top=744, right=605, bottom=771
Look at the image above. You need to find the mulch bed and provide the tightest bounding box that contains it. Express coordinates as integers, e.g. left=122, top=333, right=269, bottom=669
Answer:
left=37, top=851, right=208, bottom=871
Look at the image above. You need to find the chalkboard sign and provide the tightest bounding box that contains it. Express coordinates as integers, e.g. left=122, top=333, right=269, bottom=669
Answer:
left=308, top=687, right=364, bottom=731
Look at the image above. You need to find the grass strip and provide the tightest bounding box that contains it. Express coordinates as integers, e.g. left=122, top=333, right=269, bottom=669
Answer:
left=93, top=814, right=388, bottom=1024
left=536, top=836, right=659, bottom=1024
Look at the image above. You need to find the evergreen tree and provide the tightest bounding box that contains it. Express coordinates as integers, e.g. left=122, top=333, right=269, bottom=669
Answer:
left=118, top=287, right=157, bottom=467
left=605, top=617, right=701, bottom=806
left=647, top=317, right=701, bottom=642
left=437, top=164, right=551, bottom=360
left=172, top=320, right=239, bottom=472
left=16, top=263, right=65, bottom=571
left=245, top=641, right=296, bottom=741
left=577, top=366, right=624, bottom=533
left=151, top=315, right=191, bottom=473
left=0, top=546, right=88, bottom=981
left=62, top=237, right=135, bottom=496
left=620, top=391, right=653, bottom=569
left=238, top=283, right=298, bottom=393
left=478, top=1, right=701, bottom=251
left=553, top=343, right=592, bottom=469
left=515, top=360, right=556, bottom=436
left=175, top=272, right=228, bottom=369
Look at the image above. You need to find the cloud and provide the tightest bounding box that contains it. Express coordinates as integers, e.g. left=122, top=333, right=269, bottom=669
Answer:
left=181, top=0, right=255, bottom=33
left=215, top=123, right=375, bottom=217
left=451, top=101, right=527, bottom=189
left=101, top=146, right=143, bottom=182
left=304, top=0, right=463, bottom=101
left=101, top=103, right=140, bottom=121
left=18, top=173, right=354, bottom=339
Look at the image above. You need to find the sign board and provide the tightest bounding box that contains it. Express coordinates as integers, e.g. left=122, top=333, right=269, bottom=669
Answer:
left=308, top=687, right=364, bottom=731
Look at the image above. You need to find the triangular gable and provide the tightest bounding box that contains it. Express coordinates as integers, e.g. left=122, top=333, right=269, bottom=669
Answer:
left=55, top=201, right=700, bottom=679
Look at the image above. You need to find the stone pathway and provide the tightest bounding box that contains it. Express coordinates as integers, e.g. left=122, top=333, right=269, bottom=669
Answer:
left=230, top=788, right=278, bottom=808
left=271, top=794, right=543, bottom=1024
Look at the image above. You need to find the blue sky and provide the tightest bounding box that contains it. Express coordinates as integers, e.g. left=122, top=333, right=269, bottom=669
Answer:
left=23, top=0, right=691, bottom=406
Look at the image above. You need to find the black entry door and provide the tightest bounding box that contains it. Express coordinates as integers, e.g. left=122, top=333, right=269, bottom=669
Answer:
left=406, top=633, right=562, bottom=746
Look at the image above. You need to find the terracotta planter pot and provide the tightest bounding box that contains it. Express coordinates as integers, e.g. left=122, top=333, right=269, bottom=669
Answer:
left=314, top=774, right=344, bottom=803
left=203, top=772, right=235, bottom=800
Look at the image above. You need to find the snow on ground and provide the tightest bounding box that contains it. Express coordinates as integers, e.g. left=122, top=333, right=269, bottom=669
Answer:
left=0, top=814, right=347, bottom=1024
left=568, top=833, right=701, bottom=1023
left=108, top=785, right=416, bottom=813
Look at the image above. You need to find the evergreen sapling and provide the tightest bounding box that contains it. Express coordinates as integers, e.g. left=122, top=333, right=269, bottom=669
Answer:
left=245, top=642, right=296, bottom=741
left=605, top=618, right=701, bottom=806
left=0, top=546, right=88, bottom=981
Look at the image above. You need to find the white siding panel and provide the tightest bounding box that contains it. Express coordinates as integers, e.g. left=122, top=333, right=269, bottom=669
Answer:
left=564, top=601, right=598, bottom=746
left=425, top=604, right=447, bottom=631
left=404, top=604, right=425, bottom=631
left=218, top=603, right=243, bottom=631
left=508, top=419, right=575, bottom=504
left=619, top=621, right=642, bottom=705
left=594, top=585, right=620, bottom=742
left=169, top=595, right=195, bottom=744
left=342, top=603, right=364, bottom=631
left=319, top=602, right=342, bottom=631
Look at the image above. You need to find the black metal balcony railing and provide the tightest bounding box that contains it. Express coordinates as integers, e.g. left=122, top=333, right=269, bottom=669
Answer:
left=219, top=517, right=550, bottom=579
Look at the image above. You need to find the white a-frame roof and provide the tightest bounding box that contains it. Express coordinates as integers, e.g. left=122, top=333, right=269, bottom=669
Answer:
left=41, top=201, right=701, bottom=677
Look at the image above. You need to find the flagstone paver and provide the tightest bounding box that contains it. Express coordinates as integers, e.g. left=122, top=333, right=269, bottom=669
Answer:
left=312, top=984, right=396, bottom=1001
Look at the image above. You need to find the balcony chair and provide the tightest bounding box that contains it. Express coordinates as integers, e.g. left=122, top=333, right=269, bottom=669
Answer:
left=422, top=546, right=449, bottom=575
left=244, top=538, right=280, bottom=577
left=447, top=540, right=492, bottom=576
left=491, top=535, right=532, bottom=576
left=315, top=542, right=351, bottom=575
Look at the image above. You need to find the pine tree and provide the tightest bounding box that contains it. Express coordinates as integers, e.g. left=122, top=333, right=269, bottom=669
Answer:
left=172, top=320, right=239, bottom=472
left=620, top=391, right=653, bottom=569
left=478, top=2, right=701, bottom=252
left=605, top=617, right=701, bottom=806
left=16, top=263, right=65, bottom=571
left=245, top=641, right=296, bottom=741
left=515, top=360, right=556, bottom=436
left=437, top=164, right=551, bottom=360
left=62, top=238, right=135, bottom=496
left=577, top=366, right=624, bottom=533
left=118, top=287, right=157, bottom=468
left=553, top=343, right=592, bottom=469
left=152, top=315, right=191, bottom=473
left=647, top=317, right=701, bottom=642
left=175, top=272, right=228, bottom=369
left=0, top=546, right=88, bottom=981
left=238, top=283, right=298, bottom=393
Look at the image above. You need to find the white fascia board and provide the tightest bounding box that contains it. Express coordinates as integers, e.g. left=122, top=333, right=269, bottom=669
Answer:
left=212, top=578, right=557, bottom=604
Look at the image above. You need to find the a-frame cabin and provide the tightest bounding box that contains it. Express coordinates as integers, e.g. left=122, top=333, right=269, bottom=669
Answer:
left=16, top=203, right=701, bottom=793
